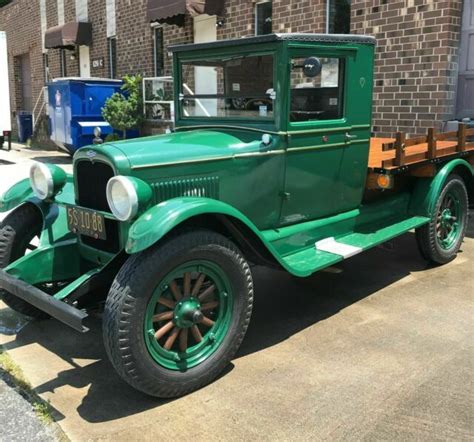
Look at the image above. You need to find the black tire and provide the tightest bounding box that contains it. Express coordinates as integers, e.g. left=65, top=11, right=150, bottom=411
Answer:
left=415, top=174, right=469, bottom=264
left=0, top=204, right=49, bottom=319
left=103, top=230, right=253, bottom=398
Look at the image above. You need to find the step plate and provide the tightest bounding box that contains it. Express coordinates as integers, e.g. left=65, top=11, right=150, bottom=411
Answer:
left=315, top=237, right=363, bottom=259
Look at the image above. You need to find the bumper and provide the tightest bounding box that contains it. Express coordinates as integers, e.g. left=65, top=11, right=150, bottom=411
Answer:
left=0, top=269, right=89, bottom=333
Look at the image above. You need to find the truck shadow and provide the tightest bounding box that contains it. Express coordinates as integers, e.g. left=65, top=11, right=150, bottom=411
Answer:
left=1, top=216, right=473, bottom=424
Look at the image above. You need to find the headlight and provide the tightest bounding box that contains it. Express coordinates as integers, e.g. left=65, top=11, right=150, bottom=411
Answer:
left=106, top=176, right=152, bottom=221
left=29, top=162, right=67, bottom=200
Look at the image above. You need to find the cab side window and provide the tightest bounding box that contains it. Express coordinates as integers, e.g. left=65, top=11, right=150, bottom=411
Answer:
left=290, top=57, right=345, bottom=122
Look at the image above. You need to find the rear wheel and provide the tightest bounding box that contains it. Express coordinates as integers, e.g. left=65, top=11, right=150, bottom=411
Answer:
left=103, top=230, right=253, bottom=398
left=416, top=174, right=469, bottom=264
left=0, top=204, right=49, bottom=319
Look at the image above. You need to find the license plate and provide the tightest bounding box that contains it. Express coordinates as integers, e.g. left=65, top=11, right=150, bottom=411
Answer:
left=67, top=206, right=107, bottom=240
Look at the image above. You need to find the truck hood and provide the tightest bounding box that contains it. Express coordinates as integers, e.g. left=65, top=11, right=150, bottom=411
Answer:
left=106, top=129, right=264, bottom=170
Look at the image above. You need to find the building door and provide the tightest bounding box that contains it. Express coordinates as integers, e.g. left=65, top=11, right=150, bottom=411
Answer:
left=20, top=54, right=32, bottom=111
left=79, top=46, right=91, bottom=78
left=193, top=14, right=217, bottom=116
left=456, top=0, right=474, bottom=119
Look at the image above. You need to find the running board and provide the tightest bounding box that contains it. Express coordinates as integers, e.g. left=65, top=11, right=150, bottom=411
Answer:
left=281, top=216, right=429, bottom=277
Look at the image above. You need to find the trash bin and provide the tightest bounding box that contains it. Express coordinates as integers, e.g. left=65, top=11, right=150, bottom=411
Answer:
left=47, top=78, right=137, bottom=154
left=17, top=111, right=33, bottom=143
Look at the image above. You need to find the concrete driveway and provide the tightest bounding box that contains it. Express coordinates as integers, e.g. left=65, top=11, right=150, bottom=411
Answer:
left=0, top=149, right=473, bottom=441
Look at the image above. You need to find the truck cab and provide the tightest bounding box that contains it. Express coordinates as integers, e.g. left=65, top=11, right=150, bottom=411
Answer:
left=0, top=34, right=472, bottom=399
left=171, top=33, right=375, bottom=225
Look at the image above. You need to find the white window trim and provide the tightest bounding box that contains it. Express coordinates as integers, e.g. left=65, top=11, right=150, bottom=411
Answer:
left=255, top=0, right=272, bottom=36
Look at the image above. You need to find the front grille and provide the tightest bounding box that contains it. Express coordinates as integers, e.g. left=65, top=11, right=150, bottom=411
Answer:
left=75, top=160, right=120, bottom=253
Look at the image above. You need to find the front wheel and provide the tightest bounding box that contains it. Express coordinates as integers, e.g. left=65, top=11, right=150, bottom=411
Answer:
left=103, top=230, right=254, bottom=398
left=416, top=174, right=469, bottom=264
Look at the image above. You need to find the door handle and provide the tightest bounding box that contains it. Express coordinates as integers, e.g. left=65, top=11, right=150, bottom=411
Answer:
left=345, top=132, right=357, bottom=142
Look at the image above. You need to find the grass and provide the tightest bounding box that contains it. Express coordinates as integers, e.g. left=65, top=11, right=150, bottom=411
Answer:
left=0, top=345, right=55, bottom=424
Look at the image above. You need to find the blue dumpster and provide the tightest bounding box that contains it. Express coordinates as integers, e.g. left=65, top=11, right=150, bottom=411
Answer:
left=17, top=111, right=33, bottom=143
left=47, top=78, right=138, bottom=154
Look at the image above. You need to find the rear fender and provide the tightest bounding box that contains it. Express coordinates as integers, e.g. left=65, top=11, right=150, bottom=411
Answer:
left=409, top=159, right=473, bottom=217
left=126, top=197, right=289, bottom=270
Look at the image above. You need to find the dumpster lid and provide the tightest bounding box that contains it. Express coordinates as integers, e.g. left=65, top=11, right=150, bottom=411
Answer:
left=45, top=22, right=92, bottom=49
left=49, top=77, right=122, bottom=84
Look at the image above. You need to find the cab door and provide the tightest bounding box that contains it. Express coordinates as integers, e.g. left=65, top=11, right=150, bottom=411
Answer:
left=280, top=48, right=368, bottom=225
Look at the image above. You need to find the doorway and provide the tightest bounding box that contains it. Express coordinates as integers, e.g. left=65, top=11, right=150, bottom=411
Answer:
left=193, top=14, right=217, bottom=116
left=18, top=54, right=32, bottom=111
left=79, top=46, right=91, bottom=78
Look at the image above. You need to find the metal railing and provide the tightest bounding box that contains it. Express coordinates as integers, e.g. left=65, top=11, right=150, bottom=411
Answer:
left=32, top=86, right=47, bottom=135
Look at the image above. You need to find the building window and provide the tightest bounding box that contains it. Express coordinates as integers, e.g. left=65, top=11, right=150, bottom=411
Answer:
left=327, top=0, right=351, bottom=34
left=108, top=37, right=117, bottom=78
left=255, top=1, right=272, bottom=36
left=60, top=49, right=67, bottom=77
left=153, top=26, right=164, bottom=77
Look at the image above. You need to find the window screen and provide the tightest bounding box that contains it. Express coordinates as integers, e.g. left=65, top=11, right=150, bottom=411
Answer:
left=290, top=57, right=345, bottom=122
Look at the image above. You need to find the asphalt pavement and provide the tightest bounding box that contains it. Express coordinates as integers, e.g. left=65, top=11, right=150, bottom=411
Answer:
left=0, top=144, right=473, bottom=441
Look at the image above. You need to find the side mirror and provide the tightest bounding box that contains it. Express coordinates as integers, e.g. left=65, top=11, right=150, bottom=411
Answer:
left=302, top=56, right=322, bottom=78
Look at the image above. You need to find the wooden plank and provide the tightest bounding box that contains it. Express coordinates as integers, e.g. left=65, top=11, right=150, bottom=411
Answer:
left=427, top=128, right=437, bottom=159
left=404, top=135, right=428, bottom=147
left=436, top=131, right=458, bottom=141
left=466, top=128, right=474, bottom=136
left=394, top=132, right=406, bottom=166
left=366, top=173, right=379, bottom=190
left=382, top=141, right=395, bottom=151
left=458, top=123, right=466, bottom=152
left=410, top=164, right=437, bottom=177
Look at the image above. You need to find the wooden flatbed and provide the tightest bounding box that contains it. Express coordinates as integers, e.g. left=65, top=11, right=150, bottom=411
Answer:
left=368, top=123, right=474, bottom=175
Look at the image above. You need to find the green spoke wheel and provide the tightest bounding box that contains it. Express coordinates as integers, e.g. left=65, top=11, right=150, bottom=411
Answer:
left=416, top=174, right=469, bottom=264
left=144, top=262, right=233, bottom=370
left=103, top=230, right=253, bottom=398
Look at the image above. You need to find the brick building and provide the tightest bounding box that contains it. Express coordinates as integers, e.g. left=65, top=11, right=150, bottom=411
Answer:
left=0, top=0, right=472, bottom=142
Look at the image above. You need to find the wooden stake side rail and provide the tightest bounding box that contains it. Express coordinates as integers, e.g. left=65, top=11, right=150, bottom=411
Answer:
left=369, top=124, right=474, bottom=173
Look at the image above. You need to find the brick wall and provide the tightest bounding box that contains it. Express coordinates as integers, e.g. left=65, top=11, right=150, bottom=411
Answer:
left=0, top=0, right=466, bottom=142
left=351, top=0, right=463, bottom=137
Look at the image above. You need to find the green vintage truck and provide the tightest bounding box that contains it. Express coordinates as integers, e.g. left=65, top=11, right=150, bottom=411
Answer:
left=0, top=34, right=473, bottom=398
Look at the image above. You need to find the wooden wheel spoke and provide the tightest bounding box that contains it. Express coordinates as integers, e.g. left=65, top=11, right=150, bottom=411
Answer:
left=164, top=327, right=180, bottom=350
left=169, top=280, right=182, bottom=301
left=200, top=315, right=215, bottom=327
left=191, top=273, right=206, bottom=297
left=190, top=325, right=203, bottom=343
left=198, top=284, right=215, bottom=301
left=152, top=311, right=174, bottom=322
left=201, top=301, right=219, bottom=311
left=179, top=328, right=188, bottom=352
left=158, top=297, right=176, bottom=309
left=154, top=321, right=174, bottom=340
left=183, top=272, right=191, bottom=296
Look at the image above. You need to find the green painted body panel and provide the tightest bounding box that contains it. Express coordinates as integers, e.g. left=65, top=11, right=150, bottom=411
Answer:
left=1, top=35, right=472, bottom=295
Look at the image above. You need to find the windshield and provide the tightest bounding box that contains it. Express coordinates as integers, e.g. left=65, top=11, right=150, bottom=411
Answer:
left=179, top=54, right=274, bottom=120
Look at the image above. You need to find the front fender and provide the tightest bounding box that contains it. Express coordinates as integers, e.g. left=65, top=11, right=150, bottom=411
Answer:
left=0, top=178, right=35, bottom=212
left=126, top=197, right=292, bottom=270
left=409, top=159, right=473, bottom=217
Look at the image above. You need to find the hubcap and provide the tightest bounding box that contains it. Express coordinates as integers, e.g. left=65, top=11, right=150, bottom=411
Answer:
left=436, top=190, right=461, bottom=250
left=144, top=261, right=233, bottom=371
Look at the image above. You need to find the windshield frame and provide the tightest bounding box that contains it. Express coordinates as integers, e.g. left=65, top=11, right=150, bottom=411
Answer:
left=175, top=49, right=278, bottom=126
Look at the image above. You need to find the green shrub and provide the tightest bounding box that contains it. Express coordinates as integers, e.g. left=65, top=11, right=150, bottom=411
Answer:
left=102, top=75, right=143, bottom=140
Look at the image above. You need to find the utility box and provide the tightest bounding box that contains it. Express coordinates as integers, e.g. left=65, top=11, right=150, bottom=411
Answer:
left=0, top=32, right=12, bottom=149
left=47, top=78, right=127, bottom=154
